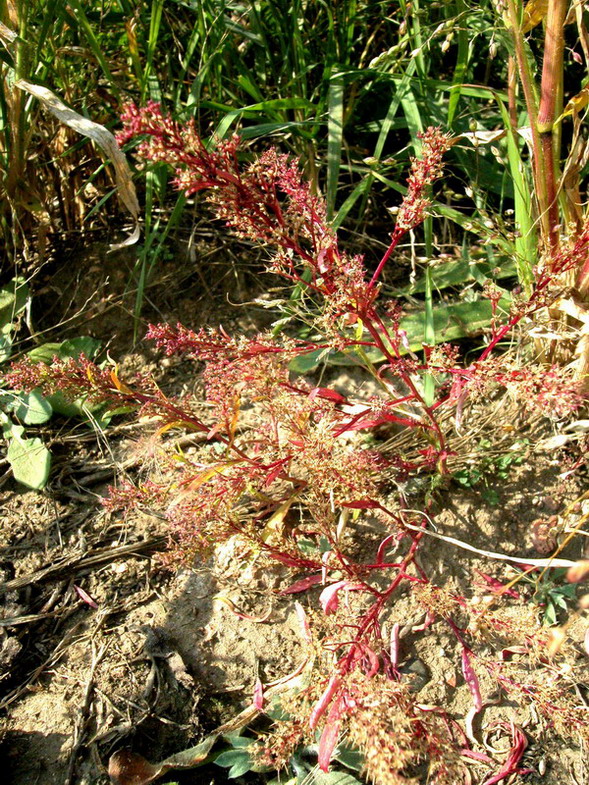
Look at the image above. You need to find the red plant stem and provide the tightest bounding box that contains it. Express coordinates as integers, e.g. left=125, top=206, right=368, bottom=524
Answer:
left=367, top=230, right=403, bottom=289
left=359, top=311, right=449, bottom=470
left=335, top=513, right=426, bottom=675
left=537, top=0, right=568, bottom=258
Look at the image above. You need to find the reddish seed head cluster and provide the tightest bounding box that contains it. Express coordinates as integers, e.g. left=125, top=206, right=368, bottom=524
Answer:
left=6, top=354, right=116, bottom=405
left=451, top=357, right=584, bottom=420
left=394, top=126, right=452, bottom=235
left=118, top=102, right=381, bottom=321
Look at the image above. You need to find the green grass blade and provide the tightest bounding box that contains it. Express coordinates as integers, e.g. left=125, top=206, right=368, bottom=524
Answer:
left=142, top=0, right=164, bottom=101
left=496, top=98, right=536, bottom=294
left=61, top=0, right=121, bottom=101
left=447, top=0, right=469, bottom=126
left=326, top=76, right=344, bottom=221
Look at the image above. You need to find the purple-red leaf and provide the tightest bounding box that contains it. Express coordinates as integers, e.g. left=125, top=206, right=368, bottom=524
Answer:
left=341, top=499, right=380, bottom=509
left=319, top=580, right=364, bottom=614
left=309, top=673, right=341, bottom=730
left=280, top=574, right=323, bottom=594
left=481, top=723, right=528, bottom=785
left=317, top=695, right=345, bottom=771
left=74, top=584, right=99, bottom=609
left=308, top=387, right=347, bottom=404
left=461, top=648, right=482, bottom=712
left=253, top=677, right=264, bottom=710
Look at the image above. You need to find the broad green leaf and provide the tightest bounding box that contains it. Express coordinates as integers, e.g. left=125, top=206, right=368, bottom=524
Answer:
left=214, top=747, right=254, bottom=778
left=24, top=337, right=103, bottom=418
left=333, top=743, right=364, bottom=772
left=0, top=331, right=13, bottom=364
left=28, top=336, right=101, bottom=365
left=11, top=390, right=53, bottom=424
left=45, top=392, right=105, bottom=419
left=289, top=297, right=511, bottom=373
left=398, top=296, right=512, bottom=353
left=7, top=431, right=51, bottom=489
left=394, top=258, right=518, bottom=295
left=543, top=602, right=558, bottom=626
left=0, top=276, right=29, bottom=328
left=58, top=336, right=101, bottom=359
left=267, top=778, right=296, bottom=785
left=158, top=733, right=218, bottom=768
left=307, top=771, right=363, bottom=785
left=0, top=410, right=14, bottom=436
left=27, top=342, right=62, bottom=364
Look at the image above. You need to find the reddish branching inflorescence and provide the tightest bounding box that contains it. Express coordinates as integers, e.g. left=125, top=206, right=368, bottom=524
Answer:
left=6, top=104, right=589, bottom=783
left=368, top=127, right=452, bottom=289
left=6, top=354, right=117, bottom=405
left=395, top=127, right=453, bottom=235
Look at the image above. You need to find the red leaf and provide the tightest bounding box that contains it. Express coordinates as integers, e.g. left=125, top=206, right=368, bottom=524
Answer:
left=341, top=499, right=380, bottom=509
left=481, top=723, right=528, bottom=785
left=309, top=674, right=341, bottom=730
left=253, top=677, right=264, bottom=710
left=461, top=648, right=482, bottom=712
left=319, top=580, right=364, bottom=614
left=74, top=584, right=99, bottom=609
left=280, top=574, right=323, bottom=594
left=263, top=459, right=289, bottom=487
left=475, top=570, right=520, bottom=599
left=308, top=387, right=347, bottom=404
left=317, top=695, right=345, bottom=771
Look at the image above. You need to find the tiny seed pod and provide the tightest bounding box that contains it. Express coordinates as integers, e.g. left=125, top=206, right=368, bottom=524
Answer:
left=538, top=758, right=546, bottom=776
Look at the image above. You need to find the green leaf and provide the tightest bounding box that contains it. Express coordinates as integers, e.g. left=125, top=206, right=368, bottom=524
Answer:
left=45, top=392, right=105, bottom=420
left=58, top=336, right=101, bottom=359
left=399, top=297, right=512, bottom=352
left=290, top=297, right=512, bottom=374
left=306, top=771, right=363, bottom=785
left=0, top=410, right=14, bottom=436
left=27, top=342, right=62, bottom=364
left=0, top=276, right=29, bottom=328
left=11, top=390, right=53, bottom=424
left=214, top=747, right=254, bottom=778
left=0, top=331, right=13, bottom=364
left=333, top=743, right=364, bottom=772
left=326, top=76, right=344, bottom=221
left=543, top=601, right=558, bottom=626
left=393, top=257, right=518, bottom=295
left=7, top=431, right=51, bottom=489
left=27, top=336, right=101, bottom=364
left=267, top=778, right=296, bottom=785
left=162, top=733, right=218, bottom=768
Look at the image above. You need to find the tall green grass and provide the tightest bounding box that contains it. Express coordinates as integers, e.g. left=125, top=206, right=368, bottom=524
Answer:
left=3, top=0, right=588, bottom=368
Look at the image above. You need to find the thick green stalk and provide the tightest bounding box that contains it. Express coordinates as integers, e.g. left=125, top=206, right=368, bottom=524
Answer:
left=505, top=0, right=550, bottom=249
left=537, top=0, right=568, bottom=257
left=6, top=0, right=30, bottom=199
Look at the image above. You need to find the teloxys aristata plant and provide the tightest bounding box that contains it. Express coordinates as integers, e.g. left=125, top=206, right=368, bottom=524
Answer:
left=8, top=102, right=589, bottom=784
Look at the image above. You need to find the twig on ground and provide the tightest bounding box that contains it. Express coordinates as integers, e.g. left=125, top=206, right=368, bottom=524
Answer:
left=0, top=536, right=167, bottom=595
left=63, top=613, right=109, bottom=785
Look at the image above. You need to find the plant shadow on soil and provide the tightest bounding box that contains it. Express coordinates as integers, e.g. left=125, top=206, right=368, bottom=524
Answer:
left=1, top=240, right=589, bottom=784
